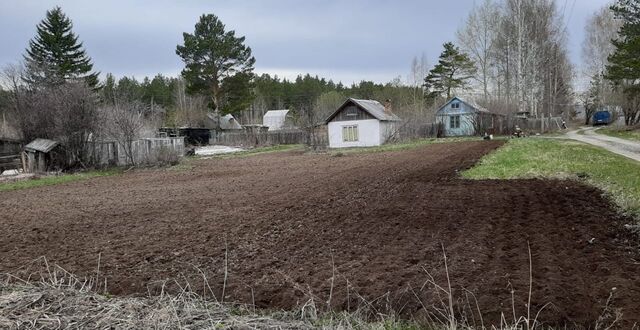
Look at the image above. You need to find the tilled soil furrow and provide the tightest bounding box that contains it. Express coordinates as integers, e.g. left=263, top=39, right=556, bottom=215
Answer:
left=0, top=141, right=638, bottom=328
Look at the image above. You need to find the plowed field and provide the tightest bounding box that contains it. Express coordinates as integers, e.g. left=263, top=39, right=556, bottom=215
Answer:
left=1, top=141, right=638, bottom=328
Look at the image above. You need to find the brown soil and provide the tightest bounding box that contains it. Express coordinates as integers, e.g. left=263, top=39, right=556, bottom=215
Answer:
left=1, top=141, right=638, bottom=328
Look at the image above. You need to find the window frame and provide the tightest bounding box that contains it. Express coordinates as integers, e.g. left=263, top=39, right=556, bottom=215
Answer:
left=345, top=106, right=358, bottom=117
left=450, top=115, right=461, bottom=129
left=342, top=125, right=359, bottom=142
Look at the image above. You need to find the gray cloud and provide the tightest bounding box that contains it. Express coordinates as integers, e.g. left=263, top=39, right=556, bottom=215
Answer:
left=0, top=0, right=612, bottom=84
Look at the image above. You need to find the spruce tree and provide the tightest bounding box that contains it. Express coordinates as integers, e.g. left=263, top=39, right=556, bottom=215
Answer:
left=423, top=42, right=476, bottom=104
left=176, top=14, right=255, bottom=114
left=606, top=0, right=640, bottom=125
left=24, top=6, right=98, bottom=88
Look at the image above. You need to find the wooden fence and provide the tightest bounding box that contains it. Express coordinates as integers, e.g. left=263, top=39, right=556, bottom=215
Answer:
left=0, top=139, right=23, bottom=172
left=87, top=137, right=185, bottom=166
left=394, top=122, right=444, bottom=141
left=211, top=129, right=328, bottom=147
left=502, top=116, right=564, bottom=134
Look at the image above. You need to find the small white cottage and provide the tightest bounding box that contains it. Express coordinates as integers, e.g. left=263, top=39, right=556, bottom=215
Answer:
left=436, top=96, right=502, bottom=136
left=263, top=110, right=294, bottom=131
left=325, top=98, right=401, bottom=148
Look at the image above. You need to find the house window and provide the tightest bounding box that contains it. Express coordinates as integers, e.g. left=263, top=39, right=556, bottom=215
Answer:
left=450, top=115, right=461, bottom=129
left=451, top=103, right=460, bottom=109
left=345, top=106, right=358, bottom=117
left=342, top=125, right=359, bottom=142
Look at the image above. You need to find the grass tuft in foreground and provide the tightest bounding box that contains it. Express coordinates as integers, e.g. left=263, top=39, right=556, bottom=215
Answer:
left=463, top=138, right=640, bottom=219
left=0, top=168, right=122, bottom=192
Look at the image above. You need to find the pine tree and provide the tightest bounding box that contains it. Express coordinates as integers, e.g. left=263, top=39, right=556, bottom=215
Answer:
left=423, top=42, right=476, bottom=104
left=23, top=6, right=99, bottom=88
left=606, top=0, right=640, bottom=125
left=176, top=14, right=255, bottom=115
left=606, top=1, right=640, bottom=86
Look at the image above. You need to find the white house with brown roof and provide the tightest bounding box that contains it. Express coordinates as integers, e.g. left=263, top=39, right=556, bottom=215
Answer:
left=325, top=98, right=401, bottom=148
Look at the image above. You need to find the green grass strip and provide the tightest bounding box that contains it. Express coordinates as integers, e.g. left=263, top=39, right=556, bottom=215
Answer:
left=463, top=138, right=640, bottom=219
left=598, top=127, right=640, bottom=142
left=0, top=169, right=122, bottom=192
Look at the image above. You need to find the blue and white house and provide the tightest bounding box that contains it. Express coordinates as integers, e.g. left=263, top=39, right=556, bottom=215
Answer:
left=436, top=97, right=502, bottom=136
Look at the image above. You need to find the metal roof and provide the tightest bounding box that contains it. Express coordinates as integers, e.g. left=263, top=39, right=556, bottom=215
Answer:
left=439, top=96, right=496, bottom=114
left=207, top=113, right=243, bottom=130
left=326, top=98, right=401, bottom=123
left=263, top=110, right=290, bottom=118
left=25, top=138, right=59, bottom=153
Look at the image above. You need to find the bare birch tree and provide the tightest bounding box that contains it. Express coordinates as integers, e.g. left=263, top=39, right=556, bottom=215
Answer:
left=409, top=53, right=429, bottom=112
left=102, top=100, right=146, bottom=166
left=457, top=0, right=573, bottom=117
left=457, top=0, right=500, bottom=99
left=173, top=78, right=208, bottom=127
left=582, top=4, right=622, bottom=110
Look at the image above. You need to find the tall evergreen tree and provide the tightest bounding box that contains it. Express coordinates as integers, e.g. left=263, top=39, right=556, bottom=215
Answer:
left=23, top=6, right=99, bottom=88
left=176, top=14, right=255, bottom=114
left=606, top=0, right=640, bottom=125
left=606, top=1, right=640, bottom=86
left=423, top=42, right=476, bottom=104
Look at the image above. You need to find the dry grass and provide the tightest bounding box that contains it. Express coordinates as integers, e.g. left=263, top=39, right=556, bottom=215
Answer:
left=0, top=258, right=312, bottom=330
left=0, top=253, right=626, bottom=330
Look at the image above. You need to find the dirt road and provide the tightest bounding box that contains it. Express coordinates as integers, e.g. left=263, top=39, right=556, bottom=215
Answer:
left=566, top=127, right=640, bottom=162
left=1, top=141, right=639, bottom=328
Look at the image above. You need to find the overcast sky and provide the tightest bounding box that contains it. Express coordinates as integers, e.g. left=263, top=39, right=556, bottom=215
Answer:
left=0, top=0, right=611, bottom=85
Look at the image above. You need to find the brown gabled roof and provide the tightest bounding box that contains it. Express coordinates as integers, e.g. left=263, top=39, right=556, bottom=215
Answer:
left=325, top=98, right=401, bottom=124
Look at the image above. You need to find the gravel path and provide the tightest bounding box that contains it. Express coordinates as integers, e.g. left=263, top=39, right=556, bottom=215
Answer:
left=565, top=127, right=640, bottom=162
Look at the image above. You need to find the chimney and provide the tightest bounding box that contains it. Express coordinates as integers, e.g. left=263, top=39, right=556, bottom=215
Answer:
left=384, top=99, right=392, bottom=113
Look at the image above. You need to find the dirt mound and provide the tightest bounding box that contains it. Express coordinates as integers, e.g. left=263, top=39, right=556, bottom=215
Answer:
left=1, top=141, right=638, bottom=328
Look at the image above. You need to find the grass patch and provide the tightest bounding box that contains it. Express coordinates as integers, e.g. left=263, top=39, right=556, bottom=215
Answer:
left=331, top=136, right=503, bottom=155
left=598, top=126, right=640, bottom=142
left=463, top=138, right=640, bottom=218
left=0, top=168, right=122, bottom=192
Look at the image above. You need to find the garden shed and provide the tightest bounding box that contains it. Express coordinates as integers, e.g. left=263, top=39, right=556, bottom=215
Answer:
left=436, top=97, right=503, bottom=136
left=263, top=110, right=294, bottom=131
left=325, top=98, right=401, bottom=148
left=24, top=138, right=61, bottom=173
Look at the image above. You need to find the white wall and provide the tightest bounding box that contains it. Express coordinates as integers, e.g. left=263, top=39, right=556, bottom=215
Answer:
left=379, top=121, right=399, bottom=143
left=264, top=116, right=285, bottom=131
left=328, top=119, right=381, bottom=148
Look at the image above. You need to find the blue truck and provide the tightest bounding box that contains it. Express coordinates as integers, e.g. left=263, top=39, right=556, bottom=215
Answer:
left=592, top=111, right=611, bottom=126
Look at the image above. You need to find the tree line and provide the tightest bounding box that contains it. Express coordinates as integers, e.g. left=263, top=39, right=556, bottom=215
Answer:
left=2, top=0, right=639, bottom=166
left=582, top=0, right=640, bottom=126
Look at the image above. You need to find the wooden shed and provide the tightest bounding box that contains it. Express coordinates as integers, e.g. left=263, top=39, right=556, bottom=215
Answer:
left=24, top=138, right=60, bottom=173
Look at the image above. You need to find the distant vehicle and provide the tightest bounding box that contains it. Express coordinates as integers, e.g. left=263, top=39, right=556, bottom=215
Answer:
left=592, top=111, right=611, bottom=126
